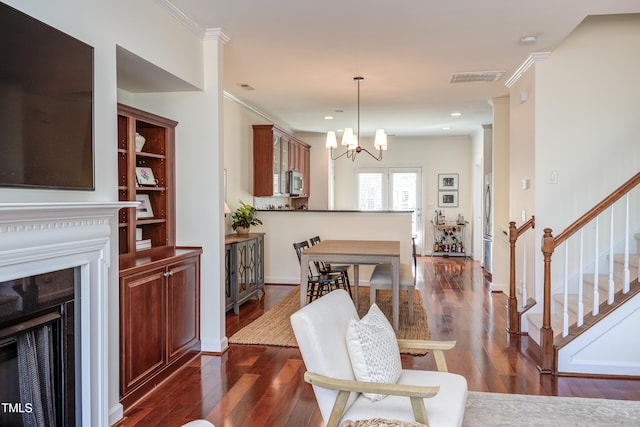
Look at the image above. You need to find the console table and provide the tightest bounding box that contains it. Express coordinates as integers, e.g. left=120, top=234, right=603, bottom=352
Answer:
left=225, top=233, right=265, bottom=314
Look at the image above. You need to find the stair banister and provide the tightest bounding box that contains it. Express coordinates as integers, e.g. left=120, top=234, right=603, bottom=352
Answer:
left=538, top=171, right=640, bottom=374
left=539, top=227, right=555, bottom=373
left=507, top=216, right=535, bottom=334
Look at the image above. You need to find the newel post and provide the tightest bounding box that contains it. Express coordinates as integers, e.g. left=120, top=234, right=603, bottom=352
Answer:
left=507, top=221, right=520, bottom=334
left=538, top=228, right=556, bottom=373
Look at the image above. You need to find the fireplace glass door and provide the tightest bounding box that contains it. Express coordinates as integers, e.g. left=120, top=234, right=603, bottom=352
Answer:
left=0, top=268, right=76, bottom=427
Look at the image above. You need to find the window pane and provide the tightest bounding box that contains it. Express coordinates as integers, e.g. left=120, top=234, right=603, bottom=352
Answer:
left=358, top=173, right=383, bottom=210
left=391, top=173, right=416, bottom=211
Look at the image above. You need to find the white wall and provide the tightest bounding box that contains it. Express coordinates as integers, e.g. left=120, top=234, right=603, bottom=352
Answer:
left=491, top=96, right=510, bottom=293
left=0, top=1, right=213, bottom=424
left=332, top=136, right=475, bottom=256
left=508, top=66, right=537, bottom=300
left=535, top=14, right=640, bottom=237
left=533, top=14, right=640, bottom=295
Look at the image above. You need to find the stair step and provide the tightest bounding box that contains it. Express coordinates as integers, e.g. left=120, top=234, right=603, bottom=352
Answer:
left=552, top=293, right=606, bottom=316
left=527, top=313, right=565, bottom=341
left=582, top=274, right=626, bottom=293
left=612, top=254, right=640, bottom=268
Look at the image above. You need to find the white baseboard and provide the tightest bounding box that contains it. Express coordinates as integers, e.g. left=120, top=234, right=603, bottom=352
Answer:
left=265, top=276, right=299, bottom=285
left=201, top=336, right=229, bottom=353
left=490, top=281, right=508, bottom=294
left=109, top=403, right=124, bottom=426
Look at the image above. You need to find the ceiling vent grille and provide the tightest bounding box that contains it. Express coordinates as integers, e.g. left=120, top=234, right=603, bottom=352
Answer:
left=450, top=71, right=505, bottom=83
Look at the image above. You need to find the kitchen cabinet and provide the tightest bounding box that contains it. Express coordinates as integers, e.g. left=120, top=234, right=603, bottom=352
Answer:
left=253, top=124, right=310, bottom=197
left=119, top=248, right=202, bottom=409
left=289, top=139, right=311, bottom=197
left=225, top=233, right=265, bottom=314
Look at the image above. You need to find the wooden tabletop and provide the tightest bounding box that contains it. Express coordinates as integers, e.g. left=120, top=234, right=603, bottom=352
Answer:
left=302, top=239, right=400, bottom=256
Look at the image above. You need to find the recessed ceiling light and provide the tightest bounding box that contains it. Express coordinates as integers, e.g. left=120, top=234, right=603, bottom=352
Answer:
left=451, top=112, right=462, bottom=117
left=443, top=127, right=451, bottom=131
left=324, top=116, right=334, bottom=120
left=519, top=35, right=537, bottom=45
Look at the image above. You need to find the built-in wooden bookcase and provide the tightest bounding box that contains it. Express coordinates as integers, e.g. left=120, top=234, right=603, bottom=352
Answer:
left=117, top=103, right=176, bottom=257
left=117, top=103, right=202, bottom=410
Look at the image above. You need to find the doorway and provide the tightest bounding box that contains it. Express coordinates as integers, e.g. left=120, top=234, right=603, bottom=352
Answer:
left=356, top=167, right=423, bottom=252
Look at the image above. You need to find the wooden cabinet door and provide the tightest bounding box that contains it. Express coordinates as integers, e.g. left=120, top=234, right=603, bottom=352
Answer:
left=248, top=235, right=264, bottom=291
left=120, top=267, right=166, bottom=395
left=224, top=243, right=233, bottom=311
left=235, top=240, right=249, bottom=298
left=167, top=256, right=200, bottom=362
left=301, top=144, right=310, bottom=196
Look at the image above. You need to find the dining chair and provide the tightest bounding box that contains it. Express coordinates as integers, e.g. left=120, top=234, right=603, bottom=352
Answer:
left=293, top=241, right=348, bottom=302
left=368, top=236, right=417, bottom=323
left=290, top=289, right=468, bottom=427
left=309, top=235, right=353, bottom=297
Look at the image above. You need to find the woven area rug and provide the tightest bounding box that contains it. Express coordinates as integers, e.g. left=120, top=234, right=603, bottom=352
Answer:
left=229, top=286, right=430, bottom=354
left=462, top=391, right=640, bottom=426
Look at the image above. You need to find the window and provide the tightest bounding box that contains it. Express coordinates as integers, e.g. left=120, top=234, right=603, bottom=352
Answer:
left=356, top=167, right=422, bottom=245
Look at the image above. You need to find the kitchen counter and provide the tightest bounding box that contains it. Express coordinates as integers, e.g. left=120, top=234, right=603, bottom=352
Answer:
left=253, top=210, right=413, bottom=284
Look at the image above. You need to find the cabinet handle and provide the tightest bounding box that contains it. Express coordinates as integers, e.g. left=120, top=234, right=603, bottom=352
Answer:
left=164, top=271, right=174, bottom=277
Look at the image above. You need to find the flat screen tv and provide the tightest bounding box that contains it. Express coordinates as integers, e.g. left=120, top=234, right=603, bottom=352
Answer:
left=0, top=2, right=94, bottom=190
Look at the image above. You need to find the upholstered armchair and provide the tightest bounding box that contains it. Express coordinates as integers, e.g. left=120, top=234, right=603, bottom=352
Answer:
left=290, top=289, right=467, bottom=427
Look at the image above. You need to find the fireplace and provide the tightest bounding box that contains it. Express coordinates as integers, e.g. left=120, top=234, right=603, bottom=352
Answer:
left=0, top=202, right=133, bottom=427
left=0, top=268, right=76, bottom=426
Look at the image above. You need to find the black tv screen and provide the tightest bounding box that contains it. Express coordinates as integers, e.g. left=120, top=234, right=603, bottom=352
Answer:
left=0, top=2, right=94, bottom=190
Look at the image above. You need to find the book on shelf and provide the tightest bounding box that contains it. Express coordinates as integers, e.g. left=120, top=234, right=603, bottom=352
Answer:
left=136, top=239, right=152, bottom=251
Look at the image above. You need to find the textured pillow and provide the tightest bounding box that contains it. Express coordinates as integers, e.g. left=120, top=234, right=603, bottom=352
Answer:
left=341, top=419, right=427, bottom=427
left=345, top=303, right=402, bottom=401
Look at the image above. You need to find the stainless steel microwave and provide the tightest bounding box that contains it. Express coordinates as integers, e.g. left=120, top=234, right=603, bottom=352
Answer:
left=287, top=171, right=304, bottom=195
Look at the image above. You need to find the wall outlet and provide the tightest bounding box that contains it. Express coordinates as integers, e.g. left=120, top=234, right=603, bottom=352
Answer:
left=549, top=170, right=558, bottom=184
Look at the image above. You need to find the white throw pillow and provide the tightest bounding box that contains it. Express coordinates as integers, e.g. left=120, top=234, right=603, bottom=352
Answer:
left=345, top=303, right=402, bottom=401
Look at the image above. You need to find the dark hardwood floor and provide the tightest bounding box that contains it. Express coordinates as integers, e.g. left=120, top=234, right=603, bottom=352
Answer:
left=118, top=257, right=640, bottom=426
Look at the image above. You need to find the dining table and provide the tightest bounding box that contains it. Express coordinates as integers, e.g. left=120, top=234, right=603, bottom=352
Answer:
left=299, top=239, right=401, bottom=330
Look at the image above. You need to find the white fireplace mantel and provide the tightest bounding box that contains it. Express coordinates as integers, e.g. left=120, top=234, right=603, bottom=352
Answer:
left=0, top=202, right=135, bottom=427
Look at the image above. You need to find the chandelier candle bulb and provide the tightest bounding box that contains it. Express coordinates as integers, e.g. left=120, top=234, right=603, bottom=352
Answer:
left=326, top=131, right=337, bottom=148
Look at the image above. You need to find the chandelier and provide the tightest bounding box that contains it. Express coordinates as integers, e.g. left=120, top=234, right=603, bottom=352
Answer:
left=326, top=76, right=387, bottom=161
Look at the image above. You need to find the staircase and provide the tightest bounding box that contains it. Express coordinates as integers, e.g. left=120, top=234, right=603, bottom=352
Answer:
left=527, top=234, right=640, bottom=342
left=512, top=172, right=640, bottom=376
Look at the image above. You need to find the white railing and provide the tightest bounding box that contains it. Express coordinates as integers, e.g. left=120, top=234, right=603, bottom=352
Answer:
left=539, top=172, right=640, bottom=373
left=555, top=192, right=639, bottom=337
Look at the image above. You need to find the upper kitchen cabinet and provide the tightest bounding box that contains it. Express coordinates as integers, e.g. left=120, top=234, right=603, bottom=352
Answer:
left=253, top=124, right=310, bottom=197
left=288, top=138, right=310, bottom=196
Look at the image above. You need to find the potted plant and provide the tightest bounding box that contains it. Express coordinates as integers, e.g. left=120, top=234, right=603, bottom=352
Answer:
left=231, top=201, right=262, bottom=234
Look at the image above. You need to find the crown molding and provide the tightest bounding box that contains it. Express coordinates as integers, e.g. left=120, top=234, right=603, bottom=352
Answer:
left=505, top=52, right=551, bottom=88
left=205, top=28, right=231, bottom=44
left=224, top=91, right=292, bottom=133
left=154, top=0, right=206, bottom=38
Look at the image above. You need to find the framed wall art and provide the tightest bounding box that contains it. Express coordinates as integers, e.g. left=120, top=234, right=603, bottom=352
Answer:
left=438, top=173, right=459, bottom=191
left=438, top=191, right=458, bottom=207
left=135, top=167, right=157, bottom=186
left=136, top=193, right=154, bottom=218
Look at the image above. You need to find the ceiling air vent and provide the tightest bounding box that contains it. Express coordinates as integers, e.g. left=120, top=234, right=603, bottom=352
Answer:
left=450, top=71, right=505, bottom=83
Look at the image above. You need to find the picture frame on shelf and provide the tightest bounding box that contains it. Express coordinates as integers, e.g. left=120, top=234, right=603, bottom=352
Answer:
left=136, top=193, right=154, bottom=218
left=135, top=167, right=157, bottom=186
left=438, top=173, right=459, bottom=190
left=438, top=191, right=458, bottom=207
